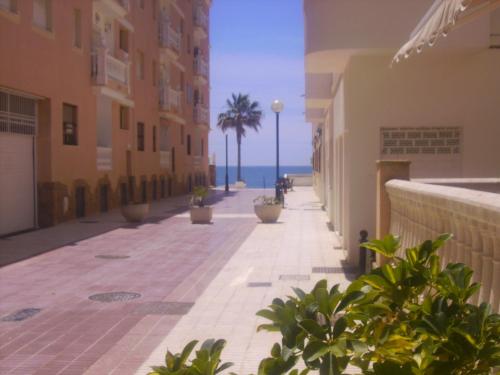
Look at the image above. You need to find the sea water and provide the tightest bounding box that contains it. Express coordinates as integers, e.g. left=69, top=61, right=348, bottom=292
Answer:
left=215, top=165, right=312, bottom=188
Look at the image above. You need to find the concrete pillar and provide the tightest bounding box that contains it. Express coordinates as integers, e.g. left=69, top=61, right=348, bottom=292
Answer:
left=375, top=160, right=411, bottom=265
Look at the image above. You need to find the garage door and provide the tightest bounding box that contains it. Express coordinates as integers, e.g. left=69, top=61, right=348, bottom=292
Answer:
left=0, top=90, right=36, bottom=236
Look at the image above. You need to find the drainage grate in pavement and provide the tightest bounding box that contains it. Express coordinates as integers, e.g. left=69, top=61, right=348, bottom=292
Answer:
left=247, top=282, right=272, bottom=287
left=95, top=255, right=130, bottom=260
left=80, top=220, right=99, bottom=224
left=133, top=301, right=194, bottom=315
left=2, top=308, right=41, bottom=322
left=89, top=292, right=141, bottom=303
left=312, top=267, right=358, bottom=274
left=279, top=274, right=310, bottom=281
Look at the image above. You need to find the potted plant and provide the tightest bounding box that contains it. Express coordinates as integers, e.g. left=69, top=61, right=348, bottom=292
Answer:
left=253, top=195, right=282, bottom=223
left=121, top=199, right=150, bottom=223
left=189, top=186, right=212, bottom=224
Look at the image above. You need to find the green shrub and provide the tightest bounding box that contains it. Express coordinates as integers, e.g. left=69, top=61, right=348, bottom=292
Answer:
left=150, top=234, right=500, bottom=375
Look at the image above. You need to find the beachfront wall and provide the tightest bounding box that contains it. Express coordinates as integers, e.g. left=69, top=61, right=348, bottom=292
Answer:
left=385, top=180, right=500, bottom=313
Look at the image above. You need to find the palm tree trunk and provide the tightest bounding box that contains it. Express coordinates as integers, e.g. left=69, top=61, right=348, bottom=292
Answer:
left=237, top=132, right=242, bottom=181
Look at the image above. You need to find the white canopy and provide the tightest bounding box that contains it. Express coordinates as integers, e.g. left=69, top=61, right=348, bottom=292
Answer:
left=393, top=0, right=500, bottom=64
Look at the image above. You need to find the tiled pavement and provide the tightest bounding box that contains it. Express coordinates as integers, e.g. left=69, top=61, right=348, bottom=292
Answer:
left=0, top=187, right=354, bottom=374
left=135, top=188, right=356, bottom=375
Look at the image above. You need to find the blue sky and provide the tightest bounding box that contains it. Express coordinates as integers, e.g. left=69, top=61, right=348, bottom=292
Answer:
left=208, top=0, right=311, bottom=166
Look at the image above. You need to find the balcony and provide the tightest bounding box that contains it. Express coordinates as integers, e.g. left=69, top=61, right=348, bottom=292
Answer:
left=160, top=150, right=171, bottom=170
left=96, top=0, right=129, bottom=19
left=159, top=84, right=182, bottom=114
left=159, top=14, right=181, bottom=57
left=194, top=56, right=208, bottom=84
left=193, top=5, right=208, bottom=39
left=193, top=155, right=202, bottom=168
left=97, top=147, right=112, bottom=171
left=193, top=105, right=209, bottom=126
left=91, top=48, right=130, bottom=93
left=116, top=0, right=129, bottom=11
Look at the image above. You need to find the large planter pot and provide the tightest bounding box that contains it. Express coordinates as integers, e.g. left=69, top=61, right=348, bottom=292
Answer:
left=121, top=203, right=150, bottom=223
left=234, top=180, right=247, bottom=189
left=254, top=204, right=282, bottom=223
left=190, top=206, right=213, bottom=224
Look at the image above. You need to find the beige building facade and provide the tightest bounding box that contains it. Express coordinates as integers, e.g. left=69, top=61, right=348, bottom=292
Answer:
left=0, top=0, right=211, bottom=236
left=304, top=0, right=500, bottom=265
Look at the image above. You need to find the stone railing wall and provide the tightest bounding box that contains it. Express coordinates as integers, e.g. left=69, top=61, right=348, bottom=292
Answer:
left=385, top=179, right=500, bottom=312
left=413, top=178, right=500, bottom=194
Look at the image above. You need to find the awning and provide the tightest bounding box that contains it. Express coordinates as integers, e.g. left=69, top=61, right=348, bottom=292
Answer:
left=393, top=0, right=500, bottom=64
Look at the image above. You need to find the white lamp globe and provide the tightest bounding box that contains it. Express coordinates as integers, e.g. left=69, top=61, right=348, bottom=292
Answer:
left=271, top=99, right=284, bottom=113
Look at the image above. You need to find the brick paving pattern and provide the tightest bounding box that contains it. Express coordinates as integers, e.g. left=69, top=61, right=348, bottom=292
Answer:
left=0, top=190, right=259, bottom=375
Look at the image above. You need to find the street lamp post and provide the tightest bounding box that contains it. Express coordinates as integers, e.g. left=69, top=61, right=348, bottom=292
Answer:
left=225, top=133, right=229, bottom=192
left=271, top=100, right=284, bottom=201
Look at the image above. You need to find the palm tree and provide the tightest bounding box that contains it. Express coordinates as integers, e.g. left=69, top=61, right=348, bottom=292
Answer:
left=217, top=93, right=263, bottom=182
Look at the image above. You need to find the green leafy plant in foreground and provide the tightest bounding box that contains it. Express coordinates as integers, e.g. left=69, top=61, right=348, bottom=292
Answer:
left=150, top=234, right=500, bottom=375
left=148, top=339, right=233, bottom=375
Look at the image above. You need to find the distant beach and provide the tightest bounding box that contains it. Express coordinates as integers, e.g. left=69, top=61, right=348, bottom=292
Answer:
left=215, top=165, right=312, bottom=188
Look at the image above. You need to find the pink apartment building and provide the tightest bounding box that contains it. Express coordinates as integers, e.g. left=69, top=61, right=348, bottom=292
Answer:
left=0, top=0, right=211, bottom=236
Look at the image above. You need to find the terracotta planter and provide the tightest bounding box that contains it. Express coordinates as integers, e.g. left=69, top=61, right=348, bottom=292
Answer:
left=121, top=203, right=150, bottom=223
left=254, top=204, right=282, bottom=223
left=190, top=206, right=213, bottom=224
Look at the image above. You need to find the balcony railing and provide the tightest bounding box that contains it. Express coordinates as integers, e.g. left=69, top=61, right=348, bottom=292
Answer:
left=91, top=48, right=130, bottom=89
left=159, top=84, right=182, bottom=113
left=194, top=105, right=209, bottom=125
left=160, top=150, right=171, bottom=169
left=116, top=0, right=129, bottom=11
left=385, top=179, right=500, bottom=313
left=97, top=146, right=112, bottom=171
left=193, top=6, right=208, bottom=31
left=194, top=56, right=208, bottom=78
left=193, top=155, right=202, bottom=167
left=158, top=15, right=181, bottom=53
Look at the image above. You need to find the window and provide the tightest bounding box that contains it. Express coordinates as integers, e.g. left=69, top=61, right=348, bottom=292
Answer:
left=119, top=28, right=129, bottom=52
left=160, top=177, right=165, bottom=198
left=141, top=180, right=147, bottom=203
left=152, top=126, right=157, bottom=152
left=152, top=60, right=157, bottom=86
left=186, top=84, right=193, bottom=104
left=152, top=0, right=157, bottom=19
left=171, top=147, right=175, bottom=172
left=152, top=178, right=157, bottom=200
left=137, top=51, right=144, bottom=80
left=100, top=185, right=108, bottom=212
left=33, top=0, right=52, bottom=31
left=187, top=134, right=191, bottom=155
left=180, top=19, right=184, bottom=35
left=119, top=105, right=129, bottom=129
left=73, top=9, right=82, bottom=48
left=120, top=182, right=128, bottom=205
left=137, top=122, right=145, bottom=151
left=63, top=103, right=78, bottom=145
left=0, top=0, right=18, bottom=13
left=75, top=186, right=85, bottom=218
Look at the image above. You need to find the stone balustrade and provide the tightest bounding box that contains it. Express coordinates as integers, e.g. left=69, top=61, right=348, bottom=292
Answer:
left=385, top=179, right=500, bottom=312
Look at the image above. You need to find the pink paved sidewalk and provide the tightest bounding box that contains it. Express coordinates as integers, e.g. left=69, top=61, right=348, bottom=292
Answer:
left=0, top=190, right=262, bottom=375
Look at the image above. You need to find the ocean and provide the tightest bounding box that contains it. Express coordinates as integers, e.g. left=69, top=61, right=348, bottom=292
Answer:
left=215, top=165, right=312, bottom=188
